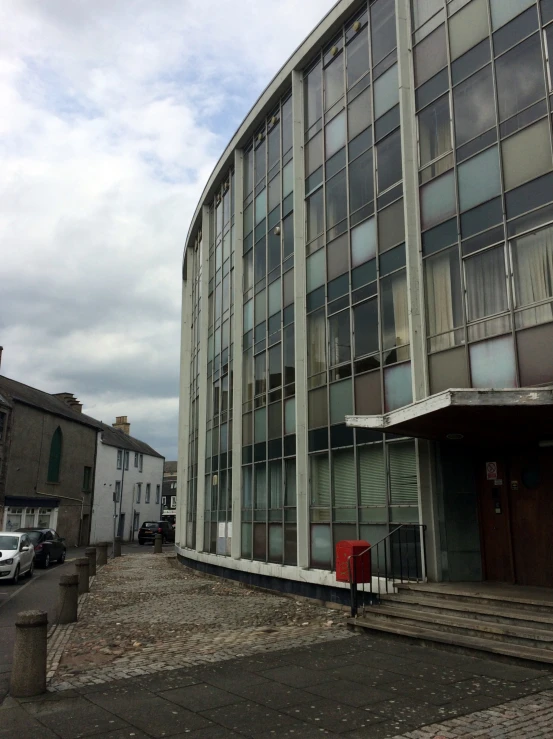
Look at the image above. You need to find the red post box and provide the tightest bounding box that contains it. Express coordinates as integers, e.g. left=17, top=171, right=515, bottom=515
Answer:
left=335, top=540, right=371, bottom=583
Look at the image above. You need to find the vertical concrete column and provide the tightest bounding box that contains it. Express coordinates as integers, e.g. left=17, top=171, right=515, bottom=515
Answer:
left=85, top=546, right=97, bottom=577
left=96, top=541, right=108, bottom=567
left=113, top=536, right=122, bottom=558
left=177, top=252, right=194, bottom=549
left=154, top=533, right=163, bottom=553
left=57, top=574, right=79, bottom=624
left=230, top=149, right=245, bottom=560
left=291, top=69, right=309, bottom=569
left=396, top=0, right=428, bottom=403
left=10, top=610, right=48, bottom=697
left=75, top=557, right=89, bottom=595
left=195, top=205, right=211, bottom=551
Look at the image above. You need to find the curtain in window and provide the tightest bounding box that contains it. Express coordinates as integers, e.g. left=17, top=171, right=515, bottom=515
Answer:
left=512, top=225, right=553, bottom=327
left=254, top=465, right=267, bottom=509
left=425, top=250, right=457, bottom=350
left=310, top=454, right=330, bottom=506
left=465, top=246, right=508, bottom=339
left=388, top=271, right=410, bottom=358
left=307, top=310, right=327, bottom=376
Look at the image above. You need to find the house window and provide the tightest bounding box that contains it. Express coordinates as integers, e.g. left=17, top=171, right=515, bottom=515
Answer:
left=145, top=484, right=151, bottom=503
left=133, top=511, right=140, bottom=531
left=115, top=480, right=121, bottom=502
left=134, top=452, right=139, bottom=467
left=83, top=466, right=92, bottom=492
left=136, top=483, right=142, bottom=503
left=124, top=451, right=129, bottom=470
left=47, top=427, right=63, bottom=483
left=155, top=485, right=160, bottom=504
left=117, top=450, right=122, bottom=469
left=38, top=508, right=53, bottom=528
left=139, top=454, right=143, bottom=472
left=171, top=496, right=177, bottom=509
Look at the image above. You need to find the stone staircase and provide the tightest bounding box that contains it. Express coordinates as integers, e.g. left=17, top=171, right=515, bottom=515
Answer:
left=348, top=583, right=553, bottom=665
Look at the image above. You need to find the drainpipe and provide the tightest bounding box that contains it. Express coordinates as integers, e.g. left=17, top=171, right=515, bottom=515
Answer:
left=35, top=490, right=85, bottom=547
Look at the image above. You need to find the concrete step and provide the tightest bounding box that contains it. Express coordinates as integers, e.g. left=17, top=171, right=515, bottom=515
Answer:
left=395, top=583, right=553, bottom=614
left=347, top=616, right=553, bottom=666
left=364, top=604, right=553, bottom=650
left=381, top=593, right=553, bottom=632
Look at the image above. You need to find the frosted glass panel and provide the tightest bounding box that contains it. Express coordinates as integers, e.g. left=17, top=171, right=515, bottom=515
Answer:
left=282, top=160, right=294, bottom=197
left=243, top=300, right=253, bottom=332
left=268, top=278, right=282, bottom=315
left=470, top=335, right=517, bottom=388
left=502, top=120, right=553, bottom=191
left=325, top=111, right=346, bottom=159
left=310, top=525, right=331, bottom=568
left=490, top=0, right=534, bottom=30
left=255, top=190, right=266, bottom=225
left=306, top=248, right=326, bottom=292
left=269, top=525, right=283, bottom=561
left=374, top=64, right=399, bottom=119
left=351, top=218, right=377, bottom=267
left=384, top=362, right=413, bottom=411
left=330, top=379, right=353, bottom=424
left=420, top=171, right=456, bottom=229
left=284, top=398, right=296, bottom=435
left=449, top=0, right=489, bottom=60
left=458, top=147, right=501, bottom=212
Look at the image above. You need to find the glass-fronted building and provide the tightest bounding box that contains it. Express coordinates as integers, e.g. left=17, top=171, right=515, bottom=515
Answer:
left=178, top=0, right=553, bottom=597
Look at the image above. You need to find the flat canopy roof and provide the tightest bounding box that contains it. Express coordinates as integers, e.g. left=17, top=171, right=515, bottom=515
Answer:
left=345, top=388, right=553, bottom=446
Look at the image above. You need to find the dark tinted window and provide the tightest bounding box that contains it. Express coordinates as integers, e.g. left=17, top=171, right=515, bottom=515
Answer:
left=454, top=66, right=495, bottom=146
left=25, top=532, right=43, bottom=544
left=495, top=34, right=545, bottom=124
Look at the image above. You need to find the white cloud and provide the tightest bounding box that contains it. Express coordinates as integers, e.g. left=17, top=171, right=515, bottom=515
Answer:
left=0, top=0, right=336, bottom=459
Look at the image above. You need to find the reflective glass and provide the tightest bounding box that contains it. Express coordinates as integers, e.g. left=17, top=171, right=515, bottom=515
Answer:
left=371, top=0, right=397, bottom=65
left=418, top=95, right=452, bottom=168
left=326, top=169, right=348, bottom=229
left=347, top=29, right=370, bottom=88
left=449, top=0, right=489, bottom=60
left=348, top=87, right=372, bottom=140
left=458, top=147, right=501, bottom=212
left=490, top=0, right=535, bottom=30
left=377, top=129, right=402, bottom=192
left=328, top=311, right=351, bottom=366
left=493, top=7, right=538, bottom=56
left=325, top=111, right=347, bottom=159
left=324, top=53, right=344, bottom=111
left=453, top=66, right=495, bottom=146
left=374, top=64, right=399, bottom=119
left=305, top=64, right=322, bottom=129
left=420, top=170, right=456, bottom=229
left=414, top=25, right=447, bottom=87
left=495, top=34, right=546, bottom=125
left=351, top=218, right=377, bottom=267
left=306, top=188, right=324, bottom=243
left=349, top=148, right=374, bottom=213
left=354, top=299, right=379, bottom=357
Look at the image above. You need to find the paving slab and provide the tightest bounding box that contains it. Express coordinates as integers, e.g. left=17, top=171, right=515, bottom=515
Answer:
left=200, top=700, right=301, bottom=736
left=160, top=683, right=243, bottom=711
left=259, top=664, right=336, bottom=688
left=22, top=696, right=130, bottom=739
left=305, top=678, right=394, bottom=707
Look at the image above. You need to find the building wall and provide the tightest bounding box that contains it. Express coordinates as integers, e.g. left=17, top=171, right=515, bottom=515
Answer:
left=90, top=440, right=164, bottom=543
left=3, top=402, right=97, bottom=545
left=178, top=0, right=553, bottom=589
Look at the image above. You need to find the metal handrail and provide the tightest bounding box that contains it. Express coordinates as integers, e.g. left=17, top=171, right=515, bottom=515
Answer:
left=346, top=523, right=427, bottom=617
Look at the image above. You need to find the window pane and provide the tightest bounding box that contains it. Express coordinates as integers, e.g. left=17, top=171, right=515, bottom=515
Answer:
left=384, top=362, right=413, bottom=410
left=243, top=300, right=253, bottom=332
left=310, top=524, right=331, bottom=567
left=282, top=160, right=293, bottom=198
left=351, top=218, right=377, bottom=267
left=425, top=247, right=463, bottom=347
left=309, top=386, right=328, bottom=428
left=354, top=299, right=379, bottom=356
left=327, top=233, right=349, bottom=280
left=328, top=311, right=351, bottom=366
left=324, top=54, right=344, bottom=111
left=371, top=0, right=397, bottom=65
left=348, top=87, right=372, bottom=140
left=418, top=95, right=452, bottom=168
left=470, top=335, right=517, bottom=387
left=512, top=224, right=553, bottom=319
left=307, top=249, right=326, bottom=292
left=349, top=148, right=374, bottom=213
left=381, top=270, right=410, bottom=349
left=330, top=379, right=353, bottom=424
left=502, top=119, right=553, bottom=191
left=490, top=0, right=535, bottom=30
left=412, top=0, right=443, bottom=29
left=377, top=129, right=402, bottom=192
left=347, top=29, right=370, bottom=88
left=414, top=25, right=447, bottom=87
left=305, top=64, right=322, bottom=129
left=495, top=35, right=546, bottom=125
left=449, top=0, right=489, bottom=60
left=457, top=147, right=501, bottom=212
left=325, top=111, right=346, bottom=159
left=358, top=444, right=386, bottom=505
left=305, top=132, right=323, bottom=176
left=311, top=454, right=330, bottom=505
left=374, top=64, right=399, bottom=119
left=420, top=170, right=456, bottom=229
left=453, top=66, right=495, bottom=147
left=326, top=169, right=348, bottom=229
left=389, top=441, right=417, bottom=504
left=268, top=278, right=281, bottom=316
left=283, top=324, right=295, bottom=385
left=254, top=407, right=267, bottom=445
left=307, top=309, right=327, bottom=376
left=255, top=353, right=266, bottom=395
left=268, top=401, right=282, bottom=440
left=465, top=246, right=508, bottom=321
left=333, top=449, right=356, bottom=506
left=379, top=199, right=405, bottom=252
left=306, top=188, right=324, bottom=242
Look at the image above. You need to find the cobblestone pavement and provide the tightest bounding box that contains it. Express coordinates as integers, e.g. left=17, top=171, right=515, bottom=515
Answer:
left=47, top=552, right=352, bottom=689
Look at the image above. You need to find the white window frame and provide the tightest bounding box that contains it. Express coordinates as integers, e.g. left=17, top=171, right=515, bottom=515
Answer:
left=145, top=483, right=151, bottom=503
left=170, top=495, right=177, bottom=509
left=115, top=480, right=121, bottom=502
left=124, top=451, right=129, bottom=470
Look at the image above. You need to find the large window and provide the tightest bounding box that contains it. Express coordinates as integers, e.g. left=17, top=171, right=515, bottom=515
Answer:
left=512, top=224, right=553, bottom=327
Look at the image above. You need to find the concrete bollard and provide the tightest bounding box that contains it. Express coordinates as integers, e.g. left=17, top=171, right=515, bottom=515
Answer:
left=154, top=533, right=163, bottom=554
left=113, top=536, right=122, bottom=558
left=10, top=610, right=48, bottom=697
left=57, top=574, right=79, bottom=624
left=85, top=546, right=97, bottom=577
left=96, top=541, right=109, bottom=567
left=75, top=557, right=90, bottom=595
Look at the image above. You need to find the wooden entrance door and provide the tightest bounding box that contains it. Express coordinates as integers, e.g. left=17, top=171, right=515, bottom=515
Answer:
left=509, top=450, right=553, bottom=588
left=478, top=458, right=515, bottom=583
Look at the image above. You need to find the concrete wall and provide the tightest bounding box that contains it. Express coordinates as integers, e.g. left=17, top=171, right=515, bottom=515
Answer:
left=3, top=402, right=97, bottom=546
left=90, top=438, right=164, bottom=543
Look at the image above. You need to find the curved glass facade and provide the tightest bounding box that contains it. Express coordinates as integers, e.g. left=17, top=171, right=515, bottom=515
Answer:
left=178, top=0, right=553, bottom=588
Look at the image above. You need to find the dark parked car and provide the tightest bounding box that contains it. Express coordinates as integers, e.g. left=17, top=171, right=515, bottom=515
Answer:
left=138, top=521, right=175, bottom=545
left=16, top=528, right=66, bottom=567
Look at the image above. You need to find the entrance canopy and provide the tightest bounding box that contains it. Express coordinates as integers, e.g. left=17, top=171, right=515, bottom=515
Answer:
left=346, top=388, right=553, bottom=446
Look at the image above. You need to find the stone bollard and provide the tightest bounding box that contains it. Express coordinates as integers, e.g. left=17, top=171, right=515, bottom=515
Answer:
left=154, top=533, right=163, bottom=554
left=85, top=546, right=97, bottom=577
left=10, top=610, right=48, bottom=697
left=113, top=536, right=122, bottom=558
left=96, top=541, right=108, bottom=567
left=57, top=574, right=79, bottom=624
left=75, top=557, right=90, bottom=595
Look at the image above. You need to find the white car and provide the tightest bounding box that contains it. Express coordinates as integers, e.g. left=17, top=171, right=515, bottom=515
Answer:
left=0, top=532, right=34, bottom=584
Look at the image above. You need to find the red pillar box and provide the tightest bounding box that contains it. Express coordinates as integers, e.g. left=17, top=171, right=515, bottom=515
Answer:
left=335, top=540, right=371, bottom=583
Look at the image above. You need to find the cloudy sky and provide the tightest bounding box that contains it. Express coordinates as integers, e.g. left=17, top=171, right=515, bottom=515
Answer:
left=0, top=0, right=336, bottom=460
